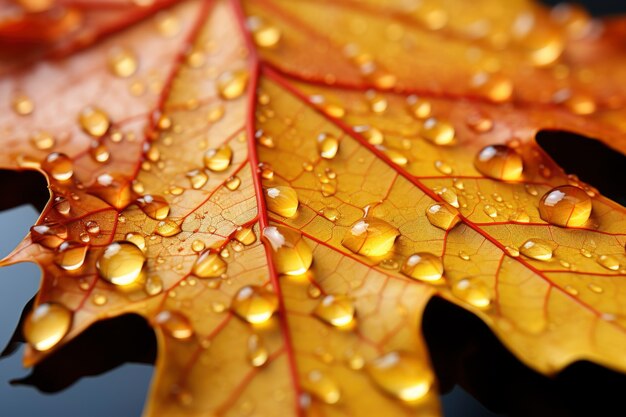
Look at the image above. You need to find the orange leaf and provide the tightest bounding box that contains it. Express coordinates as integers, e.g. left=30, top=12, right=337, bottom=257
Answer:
left=1, top=0, right=625, bottom=416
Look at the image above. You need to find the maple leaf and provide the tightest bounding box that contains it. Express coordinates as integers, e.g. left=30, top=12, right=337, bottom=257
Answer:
left=1, top=0, right=625, bottom=416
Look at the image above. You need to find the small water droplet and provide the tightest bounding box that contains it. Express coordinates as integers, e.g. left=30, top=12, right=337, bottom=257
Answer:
left=136, top=195, right=170, bottom=220
left=234, top=227, right=256, bottom=246
left=538, top=185, right=591, bottom=227
left=341, top=217, right=399, bottom=257
left=401, top=253, right=444, bottom=283
left=31, top=222, right=67, bottom=248
left=232, top=285, right=278, bottom=324
left=265, top=186, right=299, bottom=218
left=125, top=232, right=146, bottom=250
left=597, top=254, right=620, bottom=271
left=519, top=238, right=555, bottom=261
left=193, top=251, right=227, bottom=278
left=55, top=241, right=87, bottom=271
left=155, top=219, right=182, bottom=237
left=79, top=107, right=110, bottom=138
left=24, top=303, right=72, bottom=351
left=317, top=133, right=340, bottom=159
left=156, top=310, right=194, bottom=340
left=145, top=275, right=164, bottom=296
left=12, top=93, right=34, bottom=115
left=217, top=70, right=249, bottom=100
left=302, top=370, right=341, bottom=404
left=421, top=118, right=455, bottom=145
left=366, top=351, right=433, bottom=403
left=314, top=295, right=355, bottom=327
left=251, top=22, right=281, bottom=48
left=452, top=278, right=492, bottom=309
left=474, top=144, right=523, bottom=181
left=247, top=334, right=269, bottom=367
left=407, top=95, right=432, bottom=119
left=186, top=169, right=208, bottom=189
left=30, top=131, right=55, bottom=150
left=108, top=47, right=138, bottom=78
left=204, top=145, right=233, bottom=172
left=425, top=203, right=460, bottom=231
left=225, top=175, right=241, bottom=191
left=42, top=152, right=73, bottom=181
left=263, top=226, right=313, bottom=275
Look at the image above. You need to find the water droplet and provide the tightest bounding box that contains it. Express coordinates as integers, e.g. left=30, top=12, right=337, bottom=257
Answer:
left=155, top=219, right=181, bottom=237
left=483, top=204, right=498, bottom=218
left=217, top=70, right=249, bottom=100
left=252, top=23, right=281, bottom=48
left=519, top=238, right=555, bottom=261
left=193, top=251, right=227, bottom=278
left=302, top=370, right=341, bottom=404
left=366, top=351, right=433, bottom=403
left=384, top=149, right=408, bottom=166
left=474, top=144, right=523, bottom=181
left=459, top=250, right=471, bottom=261
left=421, top=118, right=455, bottom=145
left=426, top=203, right=460, bottom=231
left=588, top=283, right=604, bottom=294
left=451, top=278, right=492, bottom=309
left=225, top=175, right=241, bottom=191
left=265, top=186, right=299, bottom=218
left=42, top=152, right=73, bottom=181
left=401, top=253, right=444, bottom=283
left=321, top=207, right=339, bottom=221
left=232, top=285, right=278, bottom=324
left=407, top=95, right=432, bottom=119
left=53, top=196, right=70, bottom=216
left=12, top=93, right=34, bottom=115
left=263, top=226, right=313, bottom=275
left=31, top=222, right=68, bottom=248
left=125, top=232, right=146, bottom=251
left=234, top=227, right=256, bottom=246
left=92, top=293, right=107, bottom=306
left=356, top=125, right=384, bottom=145
left=30, top=131, right=55, bottom=150
left=434, top=160, right=453, bottom=175
left=471, top=72, right=513, bottom=102
left=317, top=133, right=340, bottom=159
left=186, top=169, right=208, bottom=189
left=597, top=254, right=620, bottom=271
left=24, top=303, right=72, bottom=351
left=55, top=241, right=87, bottom=271
left=341, top=217, right=399, bottom=257
left=108, top=47, right=138, bottom=78
left=135, top=195, right=170, bottom=220
left=247, top=334, right=269, bottom=367
left=97, top=241, right=145, bottom=286
left=79, top=107, right=110, bottom=138
left=314, top=295, right=355, bottom=327
left=145, top=275, right=164, bottom=295
left=538, top=185, right=591, bottom=227
left=204, top=145, right=233, bottom=172
left=156, top=311, right=194, bottom=340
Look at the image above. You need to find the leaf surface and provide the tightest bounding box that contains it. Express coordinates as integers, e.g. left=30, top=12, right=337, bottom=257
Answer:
left=0, top=0, right=625, bottom=416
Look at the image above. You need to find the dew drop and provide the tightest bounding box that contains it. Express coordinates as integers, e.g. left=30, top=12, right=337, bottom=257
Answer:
left=588, top=283, right=604, bottom=294
left=451, top=278, right=492, bottom=309
left=401, top=253, right=444, bottom=283
left=302, top=370, right=341, bottom=405
left=225, top=175, right=241, bottom=191
left=31, top=222, right=67, bottom=249
left=234, top=227, right=256, bottom=246
left=42, top=152, right=73, bottom=181
left=204, top=145, right=233, bottom=172
left=407, top=95, right=432, bottom=119
left=145, top=275, right=164, bottom=296
left=186, top=169, right=208, bottom=189
left=156, top=310, right=194, bottom=340
left=341, top=217, right=399, bottom=257
left=474, top=144, right=523, bottom=181
left=425, top=203, right=460, bottom=231
left=97, top=241, right=146, bottom=286
left=54, top=241, right=88, bottom=271
left=232, top=285, right=278, bottom=324
left=265, top=186, right=299, bottom=218
left=538, top=185, right=591, bottom=227
left=12, top=93, right=34, bottom=115
left=217, top=70, right=249, bottom=100
left=317, top=133, right=340, bottom=159
left=263, top=226, right=313, bottom=275
left=155, top=219, right=182, bottom=237
left=79, top=107, right=110, bottom=138
left=30, top=131, right=55, bottom=150
left=597, top=254, right=620, bottom=271
left=483, top=204, right=498, bottom=218
left=24, top=303, right=72, bottom=351
left=125, top=232, right=146, bottom=251
left=314, top=295, right=355, bottom=327
left=53, top=196, right=70, bottom=216
left=519, top=238, right=555, bottom=261
left=321, top=207, right=339, bottom=222
left=366, top=351, right=433, bottom=403
left=252, top=24, right=281, bottom=48
left=191, top=240, right=205, bottom=253
left=136, top=195, right=170, bottom=220
left=108, top=47, right=138, bottom=78
left=421, top=118, right=455, bottom=145
left=193, top=251, right=227, bottom=278
left=247, top=334, right=269, bottom=367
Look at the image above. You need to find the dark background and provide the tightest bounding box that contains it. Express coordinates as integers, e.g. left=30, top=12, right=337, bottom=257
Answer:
left=1, top=1, right=625, bottom=416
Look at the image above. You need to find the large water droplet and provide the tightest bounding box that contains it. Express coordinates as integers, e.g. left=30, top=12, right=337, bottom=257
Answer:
left=341, top=217, right=399, bottom=257
left=474, top=144, right=523, bottom=181
left=366, top=351, right=433, bottom=403
left=24, top=303, right=72, bottom=351
left=97, top=241, right=145, bottom=286
left=192, top=251, right=227, bottom=278
left=55, top=241, right=88, bottom=271
left=538, top=185, right=591, bottom=227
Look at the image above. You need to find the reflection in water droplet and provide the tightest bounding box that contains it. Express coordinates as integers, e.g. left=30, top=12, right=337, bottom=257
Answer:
left=136, top=194, right=170, bottom=220
left=155, top=219, right=182, bottom=237
left=24, top=303, right=72, bottom=351
left=341, top=217, right=399, bottom=257
left=317, top=133, right=340, bottom=159
left=234, top=227, right=256, bottom=246
left=193, top=251, right=227, bottom=278
left=597, top=254, right=620, bottom=271
left=538, top=185, right=591, bottom=227
left=263, top=226, right=313, bottom=275
left=186, top=169, right=208, bottom=189
left=474, top=144, right=523, bottom=181
left=401, top=253, right=444, bottom=283
left=55, top=241, right=88, bottom=271
left=265, top=186, right=299, bottom=218
left=97, top=241, right=146, bottom=286
left=425, top=203, right=460, bottom=231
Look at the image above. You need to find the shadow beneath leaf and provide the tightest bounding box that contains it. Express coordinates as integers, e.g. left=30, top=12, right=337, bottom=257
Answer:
left=536, top=130, right=626, bottom=206
left=425, top=297, right=626, bottom=417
